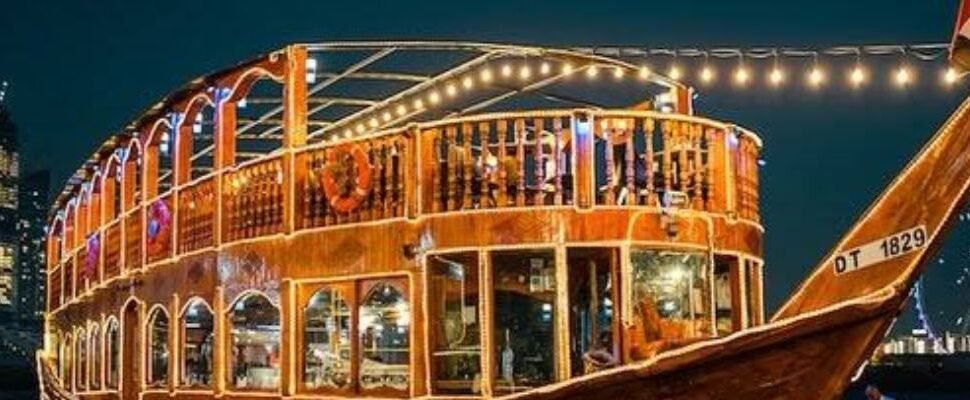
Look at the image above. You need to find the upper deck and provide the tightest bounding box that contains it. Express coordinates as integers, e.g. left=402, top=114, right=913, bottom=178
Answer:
left=41, top=42, right=764, bottom=399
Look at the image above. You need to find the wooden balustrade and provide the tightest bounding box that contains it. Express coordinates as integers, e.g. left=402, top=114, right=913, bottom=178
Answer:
left=422, top=115, right=574, bottom=213
left=177, top=177, right=216, bottom=253
left=47, top=110, right=761, bottom=303
left=593, top=117, right=721, bottom=210
left=222, top=157, right=284, bottom=241
left=103, top=220, right=121, bottom=280
left=124, top=210, right=143, bottom=272
left=299, top=135, right=407, bottom=229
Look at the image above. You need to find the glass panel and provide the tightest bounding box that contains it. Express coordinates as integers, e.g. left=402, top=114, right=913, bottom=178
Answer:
left=106, top=322, right=119, bottom=388
left=77, top=329, right=86, bottom=390
left=61, top=335, right=72, bottom=390
left=148, top=310, right=169, bottom=387
left=304, top=288, right=352, bottom=390
left=429, top=253, right=482, bottom=395
left=628, top=249, right=711, bottom=361
left=567, top=248, right=618, bottom=377
left=714, top=255, right=735, bottom=335
left=359, top=281, right=410, bottom=393
left=230, top=294, right=280, bottom=390
left=492, top=249, right=557, bottom=395
left=182, top=300, right=214, bottom=387
left=90, top=327, right=100, bottom=389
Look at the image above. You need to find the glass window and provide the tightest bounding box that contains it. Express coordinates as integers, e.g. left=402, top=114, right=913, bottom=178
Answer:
left=229, top=293, right=280, bottom=390
left=89, top=325, right=100, bottom=389
left=106, top=320, right=119, bottom=389
left=567, top=248, right=618, bottom=377
left=628, top=249, right=711, bottom=361
left=61, top=334, right=72, bottom=390
left=713, top=255, right=736, bottom=335
left=428, top=253, right=482, bottom=395
left=182, top=299, right=214, bottom=387
left=76, top=328, right=87, bottom=390
left=358, top=280, right=410, bottom=393
left=304, top=287, right=352, bottom=391
left=148, top=308, right=169, bottom=387
left=491, top=249, right=557, bottom=394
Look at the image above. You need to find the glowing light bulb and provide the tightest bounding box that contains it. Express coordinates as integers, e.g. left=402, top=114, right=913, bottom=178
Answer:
left=563, top=63, right=574, bottom=75
left=446, top=83, right=457, bottom=97
left=368, top=117, right=379, bottom=128
left=343, top=129, right=352, bottom=138
left=699, top=66, right=714, bottom=83
left=807, top=67, right=825, bottom=87
left=849, top=66, right=866, bottom=87
left=540, top=62, right=551, bottom=75
left=520, top=65, right=532, bottom=80
left=638, top=66, right=651, bottom=80
left=895, top=67, right=912, bottom=87
left=768, top=67, right=785, bottom=86
left=944, top=67, right=961, bottom=85
left=613, top=67, right=624, bottom=79
left=428, top=90, right=441, bottom=104
left=462, top=76, right=474, bottom=90
left=586, top=65, right=599, bottom=79
left=668, top=65, right=683, bottom=80
left=501, top=64, right=512, bottom=77
left=395, top=104, right=407, bottom=116
left=382, top=111, right=392, bottom=122
left=480, top=68, right=493, bottom=83
left=355, top=123, right=365, bottom=133
left=734, top=66, right=750, bottom=85
left=413, top=98, right=424, bottom=110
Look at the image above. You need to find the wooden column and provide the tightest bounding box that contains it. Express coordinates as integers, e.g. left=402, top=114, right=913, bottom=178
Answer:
left=214, top=88, right=236, bottom=245
left=405, top=125, right=420, bottom=219
left=280, top=280, right=294, bottom=396
left=283, top=45, right=308, bottom=235
left=573, top=111, right=594, bottom=209
left=213, top=286, right=226, bottom=395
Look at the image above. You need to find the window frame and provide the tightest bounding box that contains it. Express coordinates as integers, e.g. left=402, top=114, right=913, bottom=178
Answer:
left=179, top=297, right=215, bottom=390
left=145, top=305, right=171, bottom=388
left=298, top=282, right=356, bottom=397
left=226, top=291, right=282, bottom=392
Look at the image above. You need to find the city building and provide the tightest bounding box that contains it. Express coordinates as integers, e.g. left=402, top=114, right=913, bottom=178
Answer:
left=17, top=170, right=49, bottom=323
left=0, top=85, right=19, bottom=321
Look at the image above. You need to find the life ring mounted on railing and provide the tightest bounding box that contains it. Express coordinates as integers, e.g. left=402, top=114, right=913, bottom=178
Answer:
left=321, top=145, right=374, bottom=214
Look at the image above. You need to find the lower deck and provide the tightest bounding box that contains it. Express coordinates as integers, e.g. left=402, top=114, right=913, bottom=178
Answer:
left=45, top=235, right=764, bottom=399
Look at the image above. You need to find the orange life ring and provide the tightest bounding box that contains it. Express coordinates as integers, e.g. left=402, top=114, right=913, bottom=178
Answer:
left=321, top=145, right=374, bottom=214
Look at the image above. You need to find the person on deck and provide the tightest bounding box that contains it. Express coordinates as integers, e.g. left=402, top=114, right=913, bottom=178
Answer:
left=864, top=384, right=895, bottom=400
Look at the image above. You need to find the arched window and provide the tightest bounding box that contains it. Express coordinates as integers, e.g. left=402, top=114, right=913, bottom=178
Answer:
left=89, top=324, right=101, bottom=389
left=105, top=319, right=120, bottom=389
left=304, top=287, right=351, bottom=390
left=229, top=293, right=280, bottom=390
left=182, top=299, right=214, bottom=387
left=60, top=333, right=72, bottom=390
left=147, top=307, right=170, bottom=387
left=76, top=327, right=87, bottom=391
left=358, top=281, right=410, bottom=393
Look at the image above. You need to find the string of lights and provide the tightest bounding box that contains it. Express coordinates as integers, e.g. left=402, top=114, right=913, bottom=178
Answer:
left=574, top=42, right=963, bottom=89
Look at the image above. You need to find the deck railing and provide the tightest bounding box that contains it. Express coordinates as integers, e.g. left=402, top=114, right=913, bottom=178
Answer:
left=47, top=109, right=761, bottom=313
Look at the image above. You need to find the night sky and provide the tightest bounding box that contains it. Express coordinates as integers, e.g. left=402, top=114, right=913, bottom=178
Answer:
left=2, top=0, right=968, bottom=332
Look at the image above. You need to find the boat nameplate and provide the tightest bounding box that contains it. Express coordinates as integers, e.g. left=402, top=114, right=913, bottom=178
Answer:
left=833, top=225, right=927, bottom=275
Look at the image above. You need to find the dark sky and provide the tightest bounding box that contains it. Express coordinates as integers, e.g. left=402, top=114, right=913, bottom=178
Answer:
left=2, top=0, right=968, bottom=332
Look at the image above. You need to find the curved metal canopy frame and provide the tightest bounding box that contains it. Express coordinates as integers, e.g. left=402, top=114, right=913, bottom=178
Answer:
left=50, top=41, right=686, bottom=221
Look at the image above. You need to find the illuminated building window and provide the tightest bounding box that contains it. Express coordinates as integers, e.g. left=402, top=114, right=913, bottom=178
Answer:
left=182, top=299, right=214, bottom=387
left=303, top=287, right=351, bottom=391
left=567, top=248, right=620, bottom=377
left=229, top=293, right=280, bottom=390
left=628, top=249, right=712, bottom=361
left=428, top=252, right=481, bottom=395
left=358, top=280, right=410, bottom=394
left=147, top=308, right=170, bottom=387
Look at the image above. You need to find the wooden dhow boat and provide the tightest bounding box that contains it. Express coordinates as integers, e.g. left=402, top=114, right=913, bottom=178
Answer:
left=35, top=36, right=970, bottom=400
